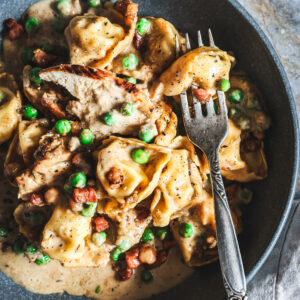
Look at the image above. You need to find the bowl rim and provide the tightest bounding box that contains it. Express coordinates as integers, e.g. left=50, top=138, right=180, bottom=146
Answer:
left=227, top=0, right=300, bottom=283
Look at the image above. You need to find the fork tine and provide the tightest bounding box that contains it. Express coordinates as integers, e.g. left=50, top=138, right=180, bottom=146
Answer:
left=197, top=30, right=203, bottom=47
left=192, top=87, right=202, bottom=117
left=185, top=33, right=191, bottom=52
left=208, top=29, right=216, bottom=47
left=175, top=35, right=180, bottom=59
left=180, top=92, right=191, bottom=120
left=206, top=98, right=215, bottom=116
left=217, top=91, right=227, bottom=115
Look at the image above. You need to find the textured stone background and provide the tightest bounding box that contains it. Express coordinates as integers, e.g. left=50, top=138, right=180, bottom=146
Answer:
left=237, top=1, right=300, bottom=299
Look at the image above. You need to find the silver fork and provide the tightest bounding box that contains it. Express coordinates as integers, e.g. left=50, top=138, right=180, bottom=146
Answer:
left=176, top=30, right=247, bottom=300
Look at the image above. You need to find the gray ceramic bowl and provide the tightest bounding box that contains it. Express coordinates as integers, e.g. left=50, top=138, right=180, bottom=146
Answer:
left=0, top=0, right=299, bottom=299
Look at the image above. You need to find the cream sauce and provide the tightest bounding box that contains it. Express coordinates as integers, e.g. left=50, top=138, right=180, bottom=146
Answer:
left=0, top=162, right=192, bottom=299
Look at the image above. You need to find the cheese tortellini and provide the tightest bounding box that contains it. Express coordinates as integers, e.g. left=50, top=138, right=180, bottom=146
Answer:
left=66, top=15, right=129, bottom=67
left=97, top=137, right=171, bottom=207
left=97, top=136, right=211, bottom=228
left=0, top=73, right=22, bottom=144
left=41, top=205, right=112, bottom=267
left=111, top=17, right=185, bottom=82
left=65, top=0, right=138, bottom=68
left=199, top=119, right=267, bottom=182
left=151, top=136, right=207, bottom=226
left=160, top=47, right=234, bottom=97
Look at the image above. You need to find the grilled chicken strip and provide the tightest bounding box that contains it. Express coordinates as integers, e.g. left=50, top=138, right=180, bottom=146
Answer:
left=16, top=132, right=72, bottom=200
left=40, top=65, right=154, bottom=139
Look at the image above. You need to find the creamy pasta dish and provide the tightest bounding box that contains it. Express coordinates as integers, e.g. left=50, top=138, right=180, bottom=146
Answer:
left=0, top=0, right=270, bottom=298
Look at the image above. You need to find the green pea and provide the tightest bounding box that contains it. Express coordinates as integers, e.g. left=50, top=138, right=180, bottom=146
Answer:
left=26, top=244, right=38, bottom=255
left=240, top=188, right=253, bottom=205
left=141, top=228, right=154, bottom=243
left=13, top=239, right=25, bottom=254
left=79, top=129, right=94, bottom=145
left=40, top=42, right=54, bottom=53
left=0, top=92, right=3, bottom=101
left=155, top=227, right=169, bottom=241
left=88, top=0, right=101, bottom=8
left=0, top=225, right=8, bottom=238
left=229, top=89, right=244, bottom=103
left=121, top=102, right=134, bottom=116
left=131, top=149, right=149, bottom=164
left=179, top=223, right=194, bottom=238
left=95, top=285, right=101, bottom=294
left=56, top=0, right=71, bottom=16
left=52, top=20, right=67, bottom=33
left=25, top=18, right=39, bottom=32
left=118, top=240, right=131, bottom=252
left=92, top=232, right=106, bottom=246
left=21, top=49, right=34, bottom=65
left=136, top=18, right=150, bottom=35
left=125, top=77, right=137, bottom=84
left=29, top=67, right=43, bottom=85
left=23, top=105, right=38, bottom=120
left=141, top=269, right=153, bottom=283
left=29, top=211, right=45, bottom=226
left=55, top=119, right=71, bottom=135
left=35, top=253, right=51, bottom=265
left=69, top=172, right=87, bottom=188
left=237, top=116, right=251, bottom=130
left=122, top=53, right=138, bottom=70
left=111, top=247, right=122, bottom=261
left=217, top=79, right=230, bottom=92
left=138, top=127, right=154, bottom=143
left=81, top=202, right=97, bottom=217
left=102, top=112, right=117, bottom=126
left=228, top=106, right=241, bottom=118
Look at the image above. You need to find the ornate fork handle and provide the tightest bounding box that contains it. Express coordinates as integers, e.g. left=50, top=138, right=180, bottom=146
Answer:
left=207, top=149, right=247, bottom=300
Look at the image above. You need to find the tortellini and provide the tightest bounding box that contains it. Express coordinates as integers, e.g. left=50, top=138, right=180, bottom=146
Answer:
left=66, top=16, right=127, bottom=67
left=65, top=0, right=138, bottom=68
left=199, top=119, right=267, bottom=182
left=97, top=137, right=171, bottom=207
left=14, top=203, right=52, bottom=239
left=0, top=73, right=22, bottom=144
left=151, top=137, right=207, bottom=226
left=160, top=47, right=234, bottom=97
left=170, top=193, right=241, bottom=267
left=170, top=209, right=217, bottom=267
left=219, top=119, right=246, bottom=171
left=222, top=148, right=268, bottom=182
left=111, top=17, right=185, bottom=82
left=151, top=150, right=194, bottom=227
left=41, top=205, right=112, bottom=267
left=96, top=136, right=211, bottom=228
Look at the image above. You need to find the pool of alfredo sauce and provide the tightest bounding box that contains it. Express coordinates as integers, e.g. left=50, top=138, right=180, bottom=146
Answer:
left=0, top=158, right=193, bottom=299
